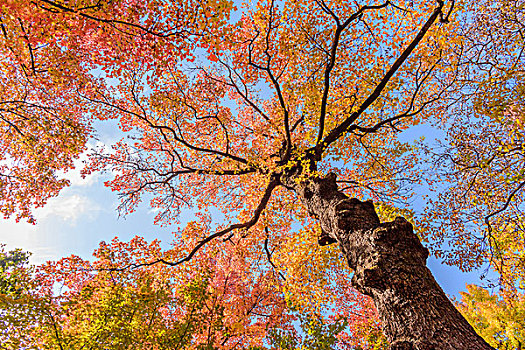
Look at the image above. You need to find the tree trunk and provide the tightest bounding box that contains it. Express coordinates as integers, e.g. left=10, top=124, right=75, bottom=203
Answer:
left=289, top=173, right=494, bottom=350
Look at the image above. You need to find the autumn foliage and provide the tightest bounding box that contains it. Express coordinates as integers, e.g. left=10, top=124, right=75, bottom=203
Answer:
left=457, top=284, right=525, bottom=350
left=0, top=0, right=523, bottom=348
left=0, top=239, right=385, bottom=349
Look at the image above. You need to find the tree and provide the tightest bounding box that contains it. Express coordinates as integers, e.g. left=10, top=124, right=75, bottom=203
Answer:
left=0, top=238, right=380, bottom=349
left=0, top=0, right=520, bottom=348
left=457, top=284, right=525, bottom=350
left=0, top=245, right=33, bottom=348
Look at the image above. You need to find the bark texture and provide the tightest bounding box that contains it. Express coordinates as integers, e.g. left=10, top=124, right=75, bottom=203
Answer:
left=289, top=173, right=494, bottom=350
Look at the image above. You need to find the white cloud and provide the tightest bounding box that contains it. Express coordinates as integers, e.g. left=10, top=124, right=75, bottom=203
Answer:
left=0, top=218, right=60, bottom=265
left=35, top=194, right=102, bottom=224
left=147, top=207, right=162, bottom=214
left=0, top=193, right=104, bottom=264
left=61, top=165, right=100, bottom=187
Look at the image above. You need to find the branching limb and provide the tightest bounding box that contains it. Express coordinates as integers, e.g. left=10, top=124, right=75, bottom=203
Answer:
left=78, top=81, right=251, bottom=167
left=484, top=180, right=525, bottom=237
left=316, top=1, right=391, bottom=146
left=246, top=1, right=293, bottom=163
left=108, top=174, right=280, bottom=271
left=129, top=74, right=251, bottom=166
left=264, top=231, right=286, bottom=281
left=349, top=57, right=447, bottom=135
left=34, top=0, right=193, bottom=38
left=315, top=1, right=445, bottom=159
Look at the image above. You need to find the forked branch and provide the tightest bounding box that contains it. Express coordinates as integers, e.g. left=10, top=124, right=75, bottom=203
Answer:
left=314, top=1, right=445, bottom=159
left=108, top=175, right=280, bottom=271
left=316, top=1, right=391, bottom=145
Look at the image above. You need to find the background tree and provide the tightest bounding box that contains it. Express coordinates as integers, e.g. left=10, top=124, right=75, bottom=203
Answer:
left=457, top=284, right=525, bottom=350
left=0, top=238, right=382, bottom=349
left=1, top=0, right=522, bottom=348
left=0, top=245, right=36, bottom=349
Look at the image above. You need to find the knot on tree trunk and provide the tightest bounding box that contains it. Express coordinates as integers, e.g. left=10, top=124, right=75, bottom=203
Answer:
left=320, top=197, right=380, bottom=246
left=351, top=217, right=430, bottom=295
left=370, top=217, right=429, bottom=265
left=335, top=198, right=380, bottom=231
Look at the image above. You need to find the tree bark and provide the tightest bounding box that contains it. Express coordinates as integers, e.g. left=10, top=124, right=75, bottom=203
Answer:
left=288, top=173, right=495, bottom=350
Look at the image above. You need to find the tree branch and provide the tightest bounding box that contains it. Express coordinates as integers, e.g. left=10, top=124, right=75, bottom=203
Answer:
left=34, top=0, right=193, bottom=38
left=315, top=1, right=444, bottom=159
left=108, top=175, right=280, bottom=271
left=316, top=1, right=391, bottom=146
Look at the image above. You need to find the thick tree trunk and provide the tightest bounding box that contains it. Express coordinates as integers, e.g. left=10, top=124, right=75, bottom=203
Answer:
left=289, top=173, right=494, bottom=350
